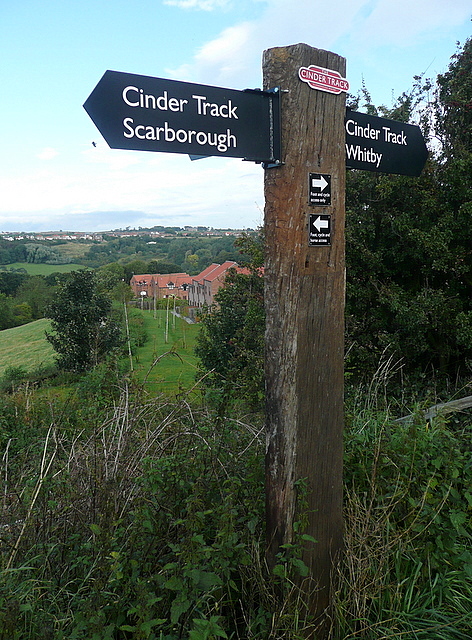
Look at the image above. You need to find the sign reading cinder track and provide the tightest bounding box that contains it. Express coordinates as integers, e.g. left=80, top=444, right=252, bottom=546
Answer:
left=84, top=70, right=281, bottom=164
left=345, top=109, right=428, bottom=176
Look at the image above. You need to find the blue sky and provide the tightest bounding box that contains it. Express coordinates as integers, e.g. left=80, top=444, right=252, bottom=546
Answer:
left=0, top=0, right=470, bottom=232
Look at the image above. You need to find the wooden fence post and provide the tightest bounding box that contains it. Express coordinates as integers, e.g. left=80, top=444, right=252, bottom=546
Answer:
left=263, top=43, right=346, bottom=631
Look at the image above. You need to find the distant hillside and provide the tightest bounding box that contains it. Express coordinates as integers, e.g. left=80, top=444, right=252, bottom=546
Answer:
left=0, top=319, right=55, bottom=377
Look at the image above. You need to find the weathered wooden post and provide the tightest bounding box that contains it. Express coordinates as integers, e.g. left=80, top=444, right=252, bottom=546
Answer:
left=263, top=43, right=346, bottom=631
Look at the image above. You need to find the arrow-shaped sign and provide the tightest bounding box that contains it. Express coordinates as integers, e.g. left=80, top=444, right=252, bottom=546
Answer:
left=311, top=175, right=328, bottom=191
left=83, top=70, right=281, bottom=164
left=345, top=109, right=428, bottom=176
left=313, top=215, right=329, bottom=232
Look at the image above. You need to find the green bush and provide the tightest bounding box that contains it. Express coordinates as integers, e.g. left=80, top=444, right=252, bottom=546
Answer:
left=335, top=393, right=472, bottom=639
left=0, top=386, right=299, bottom=639
left=1, top=375, right=471, bottom=639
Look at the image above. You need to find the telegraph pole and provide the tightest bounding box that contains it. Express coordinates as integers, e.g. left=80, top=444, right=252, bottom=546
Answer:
left=263, top=43, right=346, bottom=630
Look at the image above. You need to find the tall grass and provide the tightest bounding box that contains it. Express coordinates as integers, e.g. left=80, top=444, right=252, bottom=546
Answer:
left=0, top=382, right=283, bottom=639
left=0, top=369, right=470, bottom=638
left=333, top=381, right=472, bottom=639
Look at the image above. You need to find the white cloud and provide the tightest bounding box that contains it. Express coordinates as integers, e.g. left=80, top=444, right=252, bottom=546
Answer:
left=168, top=22, right=258, bottom=86
left=0, top=152, right=263, bottom=231
left=37, top=147, right=59, bottom=160
left=163, top=0, right=230, bottom=10
left=167, top=0, right=471, bottom=89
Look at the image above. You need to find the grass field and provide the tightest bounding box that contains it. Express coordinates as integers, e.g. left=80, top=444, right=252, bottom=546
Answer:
left=51, top=242, right=95, bottom=260
left=0, top=262, right=88, bottom=275
left=0, top=308, right=202, bottom=396
left=130, top=308, right=201, bottom=395
left=0, top=319, right=56, bottom=377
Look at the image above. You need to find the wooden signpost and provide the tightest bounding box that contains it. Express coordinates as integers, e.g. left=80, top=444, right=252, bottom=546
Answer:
left=85, top=48, right=427, bottom=636
left=263, top=44, right=347, bottom=631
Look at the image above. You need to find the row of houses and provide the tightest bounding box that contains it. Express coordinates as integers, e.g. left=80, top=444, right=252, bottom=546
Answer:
left=130, top=261, right=249, bottom=309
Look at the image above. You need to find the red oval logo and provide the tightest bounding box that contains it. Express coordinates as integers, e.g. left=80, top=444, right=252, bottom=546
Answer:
left=299, top=65, right=349, bottom=95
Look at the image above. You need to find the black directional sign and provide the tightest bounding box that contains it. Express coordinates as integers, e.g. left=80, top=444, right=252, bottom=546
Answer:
left=84, top=70, right=281, bottom=164
left=309, top=173, right=331, bottom=205
left=309, top=213, right=331, bottom=246
left=345, top=109, right=428, bottom=176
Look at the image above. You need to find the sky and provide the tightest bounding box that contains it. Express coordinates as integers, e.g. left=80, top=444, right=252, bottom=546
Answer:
left=0, top=0, right=470, bottom=233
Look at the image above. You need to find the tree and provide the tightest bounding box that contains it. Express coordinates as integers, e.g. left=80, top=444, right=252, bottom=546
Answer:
left=147, top=260, right=182, bottom=274
left=0, top=272, right=29, bottom=297
left=195, top=232, right=264, bottom=410
left=45, top=270, right=122, bottom=373
left=15, top=275, right=55, bottom=319
left=95, top=262, right=126, bottom=292
left=122, top=260, right=149, bottom=283
left=194, top=39, right=472, bottom=393
left=436, top=37, right=472, bottom=157
left=0, top=293, right=16, bottom=330
left=345, top=39, right=472, bottom=381
left=24, top=243, right=62, bottom=264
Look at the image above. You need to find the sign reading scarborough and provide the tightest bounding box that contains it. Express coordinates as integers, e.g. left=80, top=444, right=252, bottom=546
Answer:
left=84, top=70, right=281, bottom=164
left=345, top=109, right=428, bottom=176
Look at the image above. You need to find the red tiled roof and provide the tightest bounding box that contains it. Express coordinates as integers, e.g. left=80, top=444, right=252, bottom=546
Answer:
left=153, top=273, right=191, bottom=288
left=191, top=263, right=222, bottom=284
left=199, top=261, right=239, bottom=283
left=131, top=274, right=154, bottom=284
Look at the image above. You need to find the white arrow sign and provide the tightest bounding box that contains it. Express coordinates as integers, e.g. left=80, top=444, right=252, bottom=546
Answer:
left=313, top=215, right=329, bottom=232
left=311, top=175, right=328, bottom=191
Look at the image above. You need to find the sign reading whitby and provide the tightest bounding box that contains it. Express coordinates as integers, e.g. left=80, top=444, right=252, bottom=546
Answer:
left=84, top=70, right=281, bottom=164
left=345, top=109, right=428, bottom=176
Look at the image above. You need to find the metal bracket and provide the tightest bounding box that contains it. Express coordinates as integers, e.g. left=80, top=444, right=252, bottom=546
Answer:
left=243, top=86, right=283, bottom=168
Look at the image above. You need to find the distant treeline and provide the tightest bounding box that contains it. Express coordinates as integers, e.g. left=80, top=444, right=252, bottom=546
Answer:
left=0, top=272, right=59, bottom=330
left=0, top=233, right=250, bottom=274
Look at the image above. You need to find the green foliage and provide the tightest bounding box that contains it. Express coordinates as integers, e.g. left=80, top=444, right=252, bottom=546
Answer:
left=0, top=362, right=471, bottom=638
left=147, top=259, right=183, bottom=275
left=45, top=270, right=122, bottom=373
left=0, top=366, right=28, bottom=393
left=0, top=238, right=27, bottom=265
left=24, top=243, right=63, bottom=264
left=0, top=272, right=29, bottom=296
left=76, top=233, right=245, bottom=274
left=333, top=381, right=472, bottom=639
left=436, top=37, right=472, bottom=156
left=15, top=276, right=56, bottom=319
left=0, top=293, right=16, bottom=330
left=195, top=232, right=265, bottom=411
left=123, top=259, right=150, bottom=281
left=192, top=41, right=472, bottom=391
left=0, top=262, right=87, bottom=276
left=129, top=308, right=200, bottom=395
left=345, top=39, right=472, bottom=381
left=95, top=262, right=126, bottom=291
left=0, top=274, right=57, bottom=330
left=0, top=386, right=289, bottom=639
